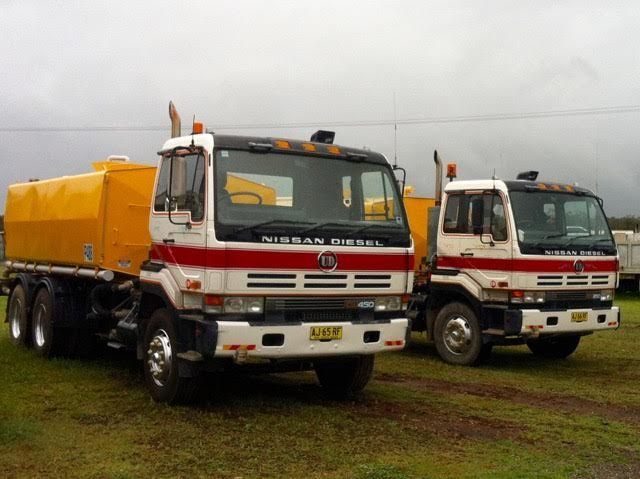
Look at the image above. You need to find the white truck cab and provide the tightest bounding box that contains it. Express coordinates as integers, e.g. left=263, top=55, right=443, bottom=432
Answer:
left=138, top=113, right=413, bottom=401
left=410, top=170, right=619, bottom=365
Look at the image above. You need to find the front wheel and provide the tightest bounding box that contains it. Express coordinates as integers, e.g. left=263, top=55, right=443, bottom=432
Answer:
left=143, top=309, right=200, bottom=404
left=433, top=302, right=486, bottom=366
left=315, top=355, right=374, bottom=399
left=8, top=284, right=30, bottom=347
left=527, top=335, right=581, bottom=359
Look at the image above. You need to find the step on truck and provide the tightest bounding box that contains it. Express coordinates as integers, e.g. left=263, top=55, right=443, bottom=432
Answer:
left=1, top=102, right=412, bottom=403
left=406, top=153, right=620, bottom=365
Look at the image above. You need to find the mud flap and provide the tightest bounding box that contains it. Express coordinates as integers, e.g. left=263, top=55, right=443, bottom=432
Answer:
left=504, top=310, right=523, bottom=336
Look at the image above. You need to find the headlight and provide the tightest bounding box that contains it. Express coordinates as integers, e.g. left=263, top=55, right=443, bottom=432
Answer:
left=510, top=290, right=545, bottom=304
left=375, top=296, right=402, bottom=311
left=222, top=297, right=264, bottom=314
left=597, top=290, right=614, bottom=301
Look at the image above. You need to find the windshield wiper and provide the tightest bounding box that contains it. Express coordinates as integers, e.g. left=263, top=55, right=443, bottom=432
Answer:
left=528, top=233, right=566, bottom=249
left=351, top=223, right=402, bottom=235
left=562, top=235, right=593, bottom=247
left=300, top=221, right=354, bottom=235
left=233, top=220, right=315, bottom=235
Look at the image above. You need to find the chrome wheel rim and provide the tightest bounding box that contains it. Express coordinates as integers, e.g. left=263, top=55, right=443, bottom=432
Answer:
left=9, top=296, right=23, bottom=340
left=147, top=329, right=173, bottom=387
left=33, top=302, right=48, bottom=348
left=443, top=316, right=473, bottom=355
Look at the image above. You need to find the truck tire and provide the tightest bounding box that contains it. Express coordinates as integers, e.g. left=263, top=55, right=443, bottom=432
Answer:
left=433, top=302, right=486, bottom=366
left=31, top=287, right=69, bottom=357
left=143, top=308, right=200, bottom=404
left=527, top=335, right=581, bottom=359
left=315, top=355, right=374, bottom=399
left=8, top=284, right=30, bottom=347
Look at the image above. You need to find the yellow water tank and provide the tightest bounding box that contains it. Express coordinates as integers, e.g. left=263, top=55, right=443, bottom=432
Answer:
left=403, top=196, right=436, bottom=271
left=4, top=160, right=157, bottom=277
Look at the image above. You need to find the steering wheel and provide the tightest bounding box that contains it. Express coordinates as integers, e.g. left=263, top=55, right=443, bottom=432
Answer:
left=220, top=191, right=263, bottom=205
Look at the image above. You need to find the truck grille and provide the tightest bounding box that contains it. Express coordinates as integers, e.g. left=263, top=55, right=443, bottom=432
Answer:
left=532, top=290, right=612, bottom=310
left=537, top=274, right=613, bottom=287
left=266, top=297, right=347, bottom=311
left=245, top=272, right=393, bottom=290
left=265, top=297, right=373, bottom=323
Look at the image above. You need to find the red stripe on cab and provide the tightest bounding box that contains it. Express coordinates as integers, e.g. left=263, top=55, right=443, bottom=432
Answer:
left=436, top=256, right=617, bottom=274
left=150, top=243, right=413, bottom=272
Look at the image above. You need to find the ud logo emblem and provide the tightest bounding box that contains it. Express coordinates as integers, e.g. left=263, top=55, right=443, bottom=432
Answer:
left=318, top=251, right=338, bottom=272
left=574, top=259, right=585, bottom=274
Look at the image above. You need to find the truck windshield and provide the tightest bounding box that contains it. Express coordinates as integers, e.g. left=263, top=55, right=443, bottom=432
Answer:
left=509, top=190, right=616, bottom=255
left=214, top=149, right=410, bottom=247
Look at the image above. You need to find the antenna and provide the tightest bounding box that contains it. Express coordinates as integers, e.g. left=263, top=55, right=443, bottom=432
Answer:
left=393, top=91, right=398, bottom=168
left=595, top=141, right=599, bottom=196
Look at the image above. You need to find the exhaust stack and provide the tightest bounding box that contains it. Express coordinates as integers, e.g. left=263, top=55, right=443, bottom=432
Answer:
left=169, top=101, right=181, bottom=138
left=434, top=150, right=443, bottom=206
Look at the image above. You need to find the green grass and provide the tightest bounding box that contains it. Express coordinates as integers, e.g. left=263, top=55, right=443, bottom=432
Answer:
left=1, top=294, right=640, bottom=478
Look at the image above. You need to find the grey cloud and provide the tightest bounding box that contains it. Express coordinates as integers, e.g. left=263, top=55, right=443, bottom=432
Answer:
left=1, top=0, right=639, bottom=217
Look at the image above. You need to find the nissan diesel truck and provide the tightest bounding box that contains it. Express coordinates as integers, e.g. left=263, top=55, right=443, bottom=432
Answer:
left=406, top=154, right=619, bottom=365
left=1, top=102, right=412, bottom=403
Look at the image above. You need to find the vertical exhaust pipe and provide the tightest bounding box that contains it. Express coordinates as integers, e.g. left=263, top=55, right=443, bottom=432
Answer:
left=169, top=101, right=181, bottom=138
left=434, top=150, right=443, bottom=206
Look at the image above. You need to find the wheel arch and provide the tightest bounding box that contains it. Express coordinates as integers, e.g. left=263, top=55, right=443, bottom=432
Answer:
left=7, top=273, right=38, bottom=320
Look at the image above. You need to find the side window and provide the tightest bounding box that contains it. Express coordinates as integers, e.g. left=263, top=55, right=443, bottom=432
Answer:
left=154, top=153, right=206, bottom=221
left=176, top=153, right=205, bottom=221
left=443, top=194, right=483, bottom=234
left=154, top=157, right=170, bottom=212
left=443, top=195, right=462, bottom=233
left=444, top=193, right=507, bottom=240
left=489, top=194, right=508, bottom=241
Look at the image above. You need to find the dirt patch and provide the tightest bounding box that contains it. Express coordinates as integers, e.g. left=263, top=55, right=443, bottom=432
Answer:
left=574, top=460, right=640, bottom=479
left=375, top=373, right=640, bottom=427
left=343, top=395, right=524, bottom=442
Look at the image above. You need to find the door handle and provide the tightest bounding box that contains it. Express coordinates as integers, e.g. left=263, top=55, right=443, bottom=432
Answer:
left=162, top=238, right=175, bottom=244
left=460, top=252, right=474, bottom=257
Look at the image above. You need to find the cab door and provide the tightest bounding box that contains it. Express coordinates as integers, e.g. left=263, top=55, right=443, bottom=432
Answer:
left=439, top=191, right=512, bottom=290
left=149, top=149, right=208, bottom=304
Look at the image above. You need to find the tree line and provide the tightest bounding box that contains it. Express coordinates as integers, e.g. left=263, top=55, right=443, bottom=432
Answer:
left=608, top=216, right=640, bottom=232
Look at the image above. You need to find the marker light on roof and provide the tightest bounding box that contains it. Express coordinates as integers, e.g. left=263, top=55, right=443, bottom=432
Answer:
left=301, top=143, right=316, bottom=152
left=274, top=140, right=291, bottom=149
left=327, top=145, right=341, bottom=155
left=192, top=121, right=204, bottom=134
left=446, top=163, right=457, bottom=180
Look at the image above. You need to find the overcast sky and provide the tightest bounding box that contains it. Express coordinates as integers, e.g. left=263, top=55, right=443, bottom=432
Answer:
left=1, top=0, right=639, bottom=216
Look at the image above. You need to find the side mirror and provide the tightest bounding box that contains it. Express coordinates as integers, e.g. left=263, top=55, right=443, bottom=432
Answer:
left=168, top=151, right=191, bottom=228
left=392, top=166, right=407, bottom=197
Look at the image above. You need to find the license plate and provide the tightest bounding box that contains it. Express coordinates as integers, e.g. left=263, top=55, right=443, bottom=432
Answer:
left=571, top=312, right=588, bottom=323
left=309, top=326, right=343, bottom=341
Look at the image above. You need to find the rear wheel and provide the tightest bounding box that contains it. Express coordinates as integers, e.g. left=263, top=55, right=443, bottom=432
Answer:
left=433, top=302, right=486, bottom=366
left=8, top=284, right=30, bottom=347
left=315, top=355, right=374, bottom=399
left=31, top=287, right=68, bottom=357
left=527, top=335, right=581, bottom=359
left=143, top=309, right=200, bottom=404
